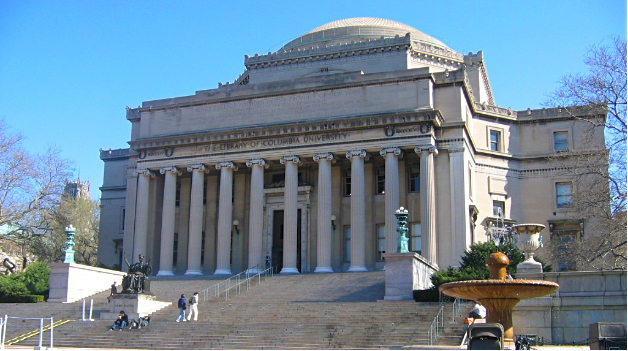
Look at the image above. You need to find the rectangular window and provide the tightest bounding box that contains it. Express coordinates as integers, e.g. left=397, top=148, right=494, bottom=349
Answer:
left=409, top=172, right=420, bottom=192
left=344, top=226, right=351, bottom=262
left=376, top=167, right=385, bottom=194
left=376, top=224, right=385, bottom=261
left=175, top=181, right=181, bottom=207
left=344, top=170, right=352, bottom=197
left=557, top=234, right=577, bottom=271
left=556, top=182, right=573, bottom=208
left=203, top=179, right=208, bottom=205
left=410, top=223, right=421, bottom=255
left=201, top=231, right=206, bottom=266
left=553, top=131, right=569, bottom=151
left=490, top=130, right=501, bottom=151
left=120, top=208, right=126, bottom=232
left=493, top=201, right=505, bottom=217
left=173, top=233, right=179, bottom=266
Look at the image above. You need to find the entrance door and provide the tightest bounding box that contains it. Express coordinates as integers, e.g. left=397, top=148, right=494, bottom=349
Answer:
left=271, top=209, right=301, bottom=273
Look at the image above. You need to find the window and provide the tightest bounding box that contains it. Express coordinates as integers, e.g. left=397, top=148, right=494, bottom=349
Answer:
left=344, top=170, right=351, bottom=196
left=173, top=233, right=179, bottom=266
left=556, top=182, right=573, bottom=208
left=344, top=226, right=351, bottom=262
left=409, top=172, right=420, bottom=192
left=490, top=130, right=501, bottom=151
left=175, top=181, right=181, bottom=207
left=201, top=231, right=206, bottom=266
left=410, top=223, right=421, bottom=255
left=557, top=234, right=577, bottom=271
left=493, top=201, right=505, bottom=217
left=203, top=179, right=208, bottom=205
left=120, top=208, right=126, bottom=232
left=376, top=225, right=385, bottom=261
left=553, top=131, right=569, bottom=151
left=376, top=167, right=385, bottom=194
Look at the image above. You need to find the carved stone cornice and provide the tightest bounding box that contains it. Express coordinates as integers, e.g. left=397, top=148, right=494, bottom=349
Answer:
left=379, top=147, right=402, bottom=157
left=246, top=158, right=269, bottom=168
left=313, top=153, right=334, bottom=162
left=159, top=166, right=181, bottom=176
left=346, top=149, right=369, bottom=160
left=215, top=161, right=238, bottom=171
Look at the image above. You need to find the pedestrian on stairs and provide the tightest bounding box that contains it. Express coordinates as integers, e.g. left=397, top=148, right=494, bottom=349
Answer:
left=187, top=292, right=199, bottom=321
left=175, top=294, right=188, bottom=322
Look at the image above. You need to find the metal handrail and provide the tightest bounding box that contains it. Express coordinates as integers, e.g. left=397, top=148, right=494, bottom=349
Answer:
left=428, top=305, right=445, bottom=346
left=199, top=265, right=274, bottom=303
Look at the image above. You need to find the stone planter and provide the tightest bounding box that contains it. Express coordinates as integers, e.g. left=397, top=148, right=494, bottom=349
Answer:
left=511, top=223, right=545, bottom=276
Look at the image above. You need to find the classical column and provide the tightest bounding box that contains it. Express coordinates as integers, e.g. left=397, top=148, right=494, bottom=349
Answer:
left=157, top=166, right=180, bottom=276
left=280, top=155, right=300, bottom=274
left=314, top=152, right=334, bottom=273
left=449, top=148, right=469, bottom=269
left=132, top=169, right=154, bottom=260
left=186, top=164, right=206, bottom=275
left=380, top=147, right=402, bottom=256
left=346, top=149, right=368, bottom=272
left=246, top=158, right=267, bottom=274
left=215, top=161, right=238, bottom=275
left=415, top=146, right=438, bottom=264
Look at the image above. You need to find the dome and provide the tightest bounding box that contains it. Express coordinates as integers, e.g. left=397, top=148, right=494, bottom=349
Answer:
left=280, top=17, right=448, bottom=52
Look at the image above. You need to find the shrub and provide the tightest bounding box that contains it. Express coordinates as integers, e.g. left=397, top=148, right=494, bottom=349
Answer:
left=15, top=261, right=50, bottom=297
left=0, top=276, right=30, bottom=297
left=0, top=294, right=45, bottom=303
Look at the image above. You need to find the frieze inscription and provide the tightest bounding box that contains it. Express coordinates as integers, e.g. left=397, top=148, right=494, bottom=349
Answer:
left=204, top=132, right=350, bottom=152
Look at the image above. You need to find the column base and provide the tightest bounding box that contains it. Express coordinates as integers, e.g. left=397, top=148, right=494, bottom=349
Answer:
left=156, top=270, right=174, bottom=276
left=314, top=267, right=334, bottom=273
left=348, top=265, right=368, bottom=272
left=280, top=267, right=300, bottom=274
left=247, top=268, right=262, bottom=274
left=185, top=270, right=203, bottom=276
left=214, top=269, right=232, bottom=275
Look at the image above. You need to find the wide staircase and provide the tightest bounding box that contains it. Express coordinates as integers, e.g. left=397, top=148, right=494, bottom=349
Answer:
left=4, top=271, right=471, bottom=349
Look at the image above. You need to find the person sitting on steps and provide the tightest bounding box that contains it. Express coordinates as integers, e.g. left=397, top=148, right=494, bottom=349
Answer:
left=110, top=310, right=128, bottom=331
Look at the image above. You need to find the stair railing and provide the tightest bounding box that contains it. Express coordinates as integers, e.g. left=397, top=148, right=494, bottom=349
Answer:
left=199, top=265, right=274, bottom=303
left=427, top=305, right=445, bottom=346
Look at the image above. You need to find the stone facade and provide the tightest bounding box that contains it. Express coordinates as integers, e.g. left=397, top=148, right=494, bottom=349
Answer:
left=98, top=18, right=605, bottom=276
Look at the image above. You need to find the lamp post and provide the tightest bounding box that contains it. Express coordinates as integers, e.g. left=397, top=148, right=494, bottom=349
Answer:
left=395, top=207, right=409, bottom=253
left=64, top=225, right=76, bottom=264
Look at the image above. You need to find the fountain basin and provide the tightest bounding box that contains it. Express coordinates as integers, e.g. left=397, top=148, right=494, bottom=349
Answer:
left=439, top=279, right=558, bottom=300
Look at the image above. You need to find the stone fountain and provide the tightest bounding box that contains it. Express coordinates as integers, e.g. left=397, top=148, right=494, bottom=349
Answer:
left=439, top=252, right=559, bottom=348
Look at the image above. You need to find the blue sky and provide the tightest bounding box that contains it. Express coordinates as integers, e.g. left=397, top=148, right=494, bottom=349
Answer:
left=0, top=0, right=625, bottom=200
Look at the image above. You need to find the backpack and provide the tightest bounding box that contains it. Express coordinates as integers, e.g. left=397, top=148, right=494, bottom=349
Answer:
left=188, top=296, right=194, bottom=305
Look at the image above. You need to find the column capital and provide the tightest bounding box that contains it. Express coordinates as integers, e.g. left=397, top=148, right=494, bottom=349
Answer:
left=414, top=145, right=439, bottom=156
left=187, top=164, right=208, bottom=173
left=159, top=166, right=181, bottom=176
left=313, top=153, right=334, bottom=162
left=133, top=169, right=155, bottom=178
left=379, top=147, right=402, bottom=157
left=346, top=149, right=369, bottom=160
left=280, top=155, right=301, bottom=165
left=246, top=158, right=269, bottom=168
left=215, top=161, right=238, bottom=171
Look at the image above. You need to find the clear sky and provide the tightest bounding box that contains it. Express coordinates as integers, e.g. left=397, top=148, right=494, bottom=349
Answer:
left=0, top=0, right=625, bottom=200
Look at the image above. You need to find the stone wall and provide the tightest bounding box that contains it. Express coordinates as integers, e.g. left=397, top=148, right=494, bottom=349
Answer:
left=513, top=270, right=627, bottom=344
left=48, top=262, right=125, bottom=303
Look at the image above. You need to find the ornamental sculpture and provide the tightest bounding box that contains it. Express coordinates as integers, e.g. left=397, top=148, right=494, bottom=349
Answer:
left=121, top=254, right=152, bottom=294
left=395, top=207, right=410, bottom=253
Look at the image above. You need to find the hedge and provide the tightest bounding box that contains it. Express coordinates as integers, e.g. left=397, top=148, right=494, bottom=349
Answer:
left=0, top=295, right=46, bottom=303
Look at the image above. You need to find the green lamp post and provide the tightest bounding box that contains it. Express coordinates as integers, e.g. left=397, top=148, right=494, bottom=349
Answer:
left=63, top=225, right=76, bottom=263
left=395, top=207, right=409, bottom=253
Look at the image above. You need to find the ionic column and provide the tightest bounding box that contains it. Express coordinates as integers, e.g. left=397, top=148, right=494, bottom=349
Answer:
left=449, top=148, right=469, bottom=269
left=157, top=166, right=180, bottom=276
left=186, top=164, right=207, bottom=275
left=280, top=155, right=300, bottom=274
left=346, top=149, right=368, bottom=272
left=380, top=147, right=402, bottom=255
left=246, top=158, right=268, bottom=274
left=132, top=169, right=154, bottom=260
left=415, top=146, right=438, bottom=264
left=314, top=153, right=334, bottom=273
left=214, top=161, right=238, bottom=275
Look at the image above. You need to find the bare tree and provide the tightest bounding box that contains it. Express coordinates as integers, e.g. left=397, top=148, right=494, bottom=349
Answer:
left=0, top=119, right=73, bottom=267
left=544, top=37, right=627, bottom=270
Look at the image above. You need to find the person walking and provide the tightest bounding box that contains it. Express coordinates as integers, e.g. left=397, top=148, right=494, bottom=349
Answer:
left=107, top=281, right=118, bottom=303
left=175, top=294, right=187, bottom=322
left=187, top=292, right=199, bottom=321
